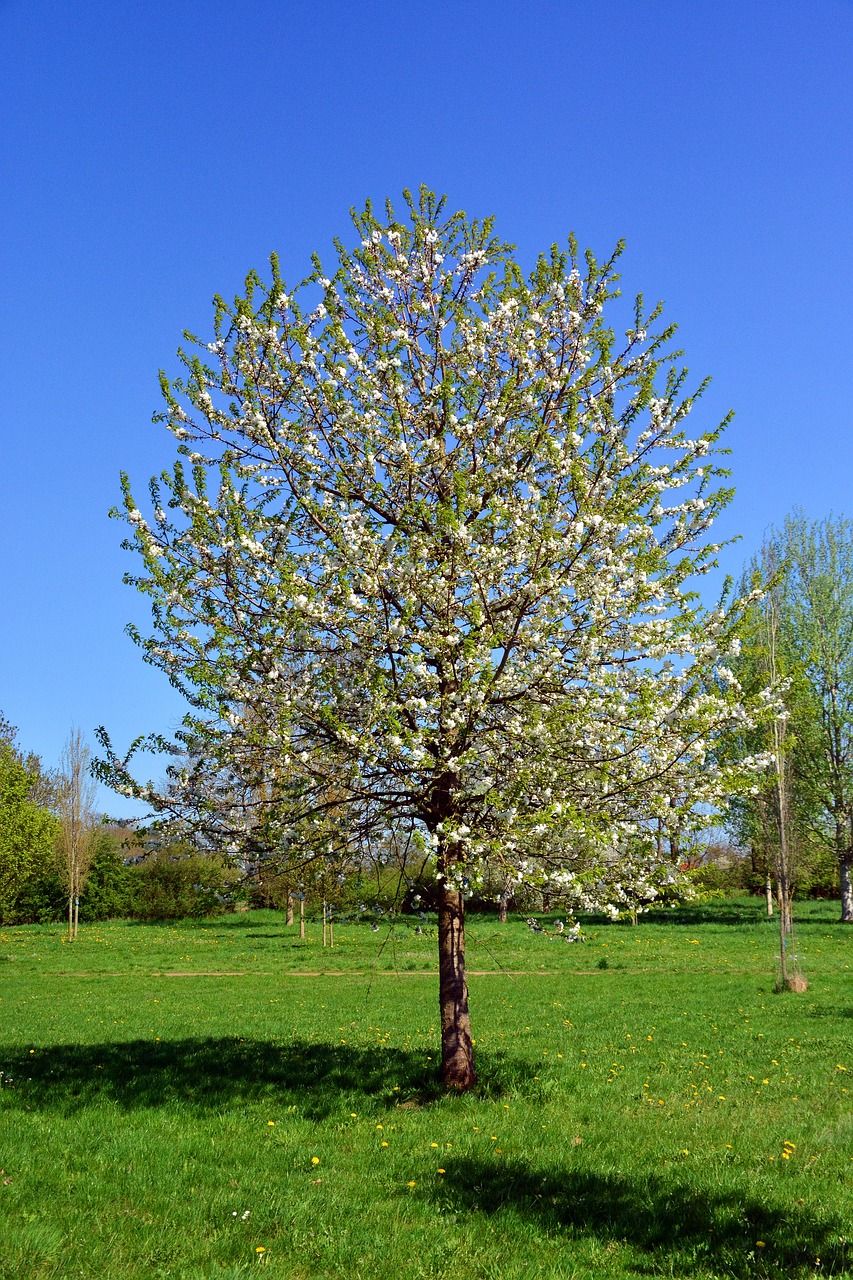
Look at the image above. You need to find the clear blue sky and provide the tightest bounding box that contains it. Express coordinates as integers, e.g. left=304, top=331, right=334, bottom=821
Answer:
left=1, top=0, right=851, bottom=815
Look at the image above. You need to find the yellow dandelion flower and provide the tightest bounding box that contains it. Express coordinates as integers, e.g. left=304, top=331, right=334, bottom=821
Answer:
left=437, top=1168, right=445, bottom=1174
left=407, top=1180, right=416, bottom=1187
left=311, top=1156, right=320, bottom=1165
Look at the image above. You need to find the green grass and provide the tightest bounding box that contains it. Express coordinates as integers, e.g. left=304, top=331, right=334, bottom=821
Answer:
left=0, top=899, right=850, bottom=1279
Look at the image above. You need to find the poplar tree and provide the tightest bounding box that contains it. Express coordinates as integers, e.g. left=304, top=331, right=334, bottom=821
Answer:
left=57, top=729, right=99, bottom=939
left=99, top=190, right=765, bottom=1089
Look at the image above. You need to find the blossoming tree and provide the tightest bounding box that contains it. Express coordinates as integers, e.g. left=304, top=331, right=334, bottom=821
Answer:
left=99, top=189, right=765, bottom=1090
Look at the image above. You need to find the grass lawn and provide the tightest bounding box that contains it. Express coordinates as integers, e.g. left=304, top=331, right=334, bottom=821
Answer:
left=0, top=898, right=850, bottom=1279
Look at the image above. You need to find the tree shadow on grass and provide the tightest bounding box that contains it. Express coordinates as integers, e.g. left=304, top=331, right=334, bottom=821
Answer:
left=429, top=1157, right=847, bottom=1278
left=636, top=902, right=770, bottom=928
left=0, top=1039, right=521, bottom=1118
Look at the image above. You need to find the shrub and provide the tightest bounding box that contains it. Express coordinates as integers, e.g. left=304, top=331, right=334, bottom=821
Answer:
left=134, top=851, right=238, bottom=920
left=79, top=833, right=143, bottom=920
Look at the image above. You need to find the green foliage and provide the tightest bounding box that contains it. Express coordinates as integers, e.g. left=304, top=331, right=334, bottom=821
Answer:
left=0, top=742, right=58, bottom=924
left=9, top=867, right=66, bottom=924
left=78, top=832, right=143, bottom=921
left=134, top=850, right=239, bottom=920
left=727, top=512, right=853, bottom=913
left=5, top=829, right=145, bottom=925
left=692, top=848, right=839, bottom=900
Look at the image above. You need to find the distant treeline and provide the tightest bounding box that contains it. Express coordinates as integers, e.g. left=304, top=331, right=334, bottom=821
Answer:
left=690, top=842, right=839, bottom=901
left=0, top=711, right=841, bottom=927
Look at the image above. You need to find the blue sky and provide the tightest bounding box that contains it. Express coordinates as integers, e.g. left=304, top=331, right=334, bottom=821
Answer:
left=1, top=0, right=851, bottom=815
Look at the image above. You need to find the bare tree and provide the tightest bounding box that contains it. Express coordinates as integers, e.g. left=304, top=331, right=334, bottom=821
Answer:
left=57, top=729, right=99, bottom=939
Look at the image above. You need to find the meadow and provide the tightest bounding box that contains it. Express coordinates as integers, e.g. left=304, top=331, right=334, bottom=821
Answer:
left=0, top=899, right=850, bottom=1280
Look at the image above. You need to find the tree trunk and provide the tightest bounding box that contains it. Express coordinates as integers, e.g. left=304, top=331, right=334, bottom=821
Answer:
left=322, top=901, right=327, bottom=947
left=498, top=890, right=508, bottom=924
left=437, top=884, right=476, bottom=1091
left=765, top=874, right=774, bottom=917
left=68, top=892, right=73, bottom=942
left=299, top=898, right=305, bottom=939
left=841, top=855, right=853, bottom=923
left=73, top=896, right=79, bottom=940
left=286, top=894, right=294, bottom=926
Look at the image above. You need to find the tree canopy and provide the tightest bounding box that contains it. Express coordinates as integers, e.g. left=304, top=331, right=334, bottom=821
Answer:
left=0, top=729, right=58, bottom=925
left=729, top=513, right=853, bottom=921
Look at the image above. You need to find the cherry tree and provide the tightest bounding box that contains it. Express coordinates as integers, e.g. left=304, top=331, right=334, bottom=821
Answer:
left=98, top=189, right=766, bottom=1089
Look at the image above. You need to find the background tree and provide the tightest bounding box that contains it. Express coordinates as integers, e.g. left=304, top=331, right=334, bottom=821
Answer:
left=99, top=190, right=766, bottom=1089
left=729, top=570, right=803, bottom=900
left=730, top=514, right=853, bottom=922
left=0, top=724, right=58, bottom=924
left=780, top=514, right=853, bottom=921
left=57, top=729, right=100, bottom=939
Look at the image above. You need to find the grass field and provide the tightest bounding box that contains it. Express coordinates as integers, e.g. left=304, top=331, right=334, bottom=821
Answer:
left=0, top=899, right=850, bottom=1279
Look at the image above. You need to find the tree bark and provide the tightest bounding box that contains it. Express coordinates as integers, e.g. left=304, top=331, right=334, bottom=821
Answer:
left=765, top=874, right=774, bottom=917
left=498, top=890, right=508, bottom=924
left=841, top=855, right=853, bottom=923
left=438, top=884, right=476, bottom=1091
left=286, top=894, right=294, bottom=926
